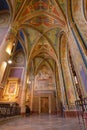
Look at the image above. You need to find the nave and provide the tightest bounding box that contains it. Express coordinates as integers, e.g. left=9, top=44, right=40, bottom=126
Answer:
left=0, top=0, right=87, bottom=129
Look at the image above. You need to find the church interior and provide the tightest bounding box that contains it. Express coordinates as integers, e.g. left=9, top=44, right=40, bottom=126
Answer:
left=0, top=0, right=87, bottom=129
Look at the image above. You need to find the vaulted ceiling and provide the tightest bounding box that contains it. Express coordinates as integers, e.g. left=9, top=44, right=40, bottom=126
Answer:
left=0, top=0, right=67, bottom=74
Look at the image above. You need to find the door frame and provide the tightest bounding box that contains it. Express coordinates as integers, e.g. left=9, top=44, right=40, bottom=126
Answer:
left=39, top=96, right=51, bottom=114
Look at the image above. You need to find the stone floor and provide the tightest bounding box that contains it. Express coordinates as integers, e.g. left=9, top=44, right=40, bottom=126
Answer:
left=0, top=115, right=86, bottom=130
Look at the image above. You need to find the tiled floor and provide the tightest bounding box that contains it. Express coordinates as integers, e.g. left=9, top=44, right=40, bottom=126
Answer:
left=0, top=115, right=86, bottom=130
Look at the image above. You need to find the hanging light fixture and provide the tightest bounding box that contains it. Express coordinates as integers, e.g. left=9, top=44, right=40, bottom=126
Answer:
left=8, top=58, right=12, bottom=64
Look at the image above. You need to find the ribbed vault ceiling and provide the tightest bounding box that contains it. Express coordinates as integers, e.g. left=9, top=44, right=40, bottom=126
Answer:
left=0, top=0, right=67, bottom=73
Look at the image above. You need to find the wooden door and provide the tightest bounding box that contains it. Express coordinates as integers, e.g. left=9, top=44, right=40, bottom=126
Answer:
left=41, top=97, right=49, bottom=113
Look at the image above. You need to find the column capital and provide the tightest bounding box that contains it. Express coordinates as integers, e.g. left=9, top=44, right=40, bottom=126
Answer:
left=9, top=22, right=19, bottom=36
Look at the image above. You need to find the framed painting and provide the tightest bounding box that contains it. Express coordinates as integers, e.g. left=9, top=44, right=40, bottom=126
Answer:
left=6, top=80, right=18, bottom=96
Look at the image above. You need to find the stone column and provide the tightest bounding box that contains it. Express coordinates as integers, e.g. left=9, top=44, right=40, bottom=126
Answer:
left=39, top=97, right=41, bottom=114
left=30, top=78, right=34, bottom=111
left=56, top=60, right=67, bottom=108
left=49, top=96, right=51, bottom=114
left=0, top=24, right=18, bottom=84
left=20, top=66, right=27, bottom=114
left=0, top=24, right=18, bottom=64
left=57, top=36, right=68, bottom=108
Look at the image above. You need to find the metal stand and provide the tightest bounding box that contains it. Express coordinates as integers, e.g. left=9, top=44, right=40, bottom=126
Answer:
left=75, top=97, right=87, bottom=130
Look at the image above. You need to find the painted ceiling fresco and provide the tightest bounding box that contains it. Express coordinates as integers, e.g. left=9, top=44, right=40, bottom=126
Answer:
left=57, top=0, right=66, bottom=15
left=23, top=27, right=40, bottom=55
left=19, top=0, right=65, bottom=23
left=0, top=6, right=10, bottom=46
left=15, top=0, right=24, bottom=13
left=0, top=13, right=10, bottom=26
left=0, top=0, right=10, bottom=26
left=0, top=0, right=66, bottom=73
left=30, top=36, right=57, bottom=60
left=46, top=28, right=61, bottom=50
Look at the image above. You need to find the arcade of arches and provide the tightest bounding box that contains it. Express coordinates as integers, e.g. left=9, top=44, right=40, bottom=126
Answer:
left=0, top=0, right=87, bottom=117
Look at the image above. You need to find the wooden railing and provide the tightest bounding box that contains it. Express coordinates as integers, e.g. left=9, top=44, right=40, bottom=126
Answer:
left=0, top=102, right=20, bottom=118
left=75, top=97, right=87, bottom=129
